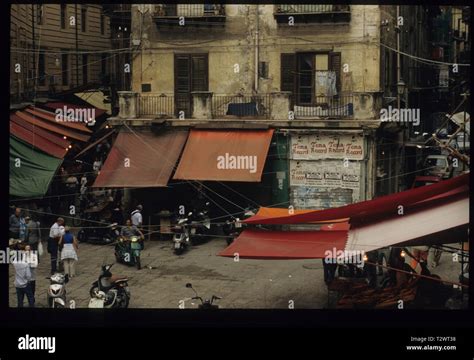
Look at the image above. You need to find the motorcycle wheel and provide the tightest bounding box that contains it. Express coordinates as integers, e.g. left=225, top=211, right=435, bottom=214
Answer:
left=118, top=292, right=129, bottom=308
left=174, top=247, right=184, bottom=255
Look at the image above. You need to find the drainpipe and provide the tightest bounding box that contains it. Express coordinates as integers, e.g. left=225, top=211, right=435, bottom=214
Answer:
left=254, top=5, right=259, bottom=93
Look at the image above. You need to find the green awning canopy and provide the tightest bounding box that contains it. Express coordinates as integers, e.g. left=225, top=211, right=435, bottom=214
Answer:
left=10, top=136, right=62, bottom=198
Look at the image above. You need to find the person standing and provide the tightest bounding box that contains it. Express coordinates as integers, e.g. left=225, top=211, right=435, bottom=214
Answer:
left=9, top=208, right=23, bottom=239
left=59, top=226, right=79, bottom=278
left=131, top=205, right=143, bottom=228
left=12, top=245, right=35, bottom=308
left=25, top=216, right=40, bottom=251
left=48, top=217, right=65, bottom=274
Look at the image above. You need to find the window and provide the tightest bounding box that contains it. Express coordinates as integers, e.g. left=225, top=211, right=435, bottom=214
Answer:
left=62, top=53, right=69, bottom=86
left=100, top=12, right=105, bottom=35
left=280, top=52, right=341, bottom=105
left=60, top=4, right=66, bottom=29
left=36, top=5, right=43, bottom=25
left=174, top=54, right=208, bottom=115
left=38, top=53, right=45, bottom=86
left=81, top=6, right=87, bottom=32
left=82, top=54, right=88, bottom=85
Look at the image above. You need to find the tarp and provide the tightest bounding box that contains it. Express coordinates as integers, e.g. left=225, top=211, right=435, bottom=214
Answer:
left=249, top=206, right=348, bottom=224
left=14, top=110, right=91, bottom=142
left=92, top=130, right=188, bottom=188
left=345, top=194, right=469, bottom=252
left=10, top=121, right=68, bottom=159
left=24, top=106, right=93, bottom=134
left=244, top=173, right=469, bottom=225
left=218, top=229, right=348, bottom=259
left=173, top=129, right=274, bottom=182
left=218, top=192, right=468, bottom=259
left=10, top=114, right=70, bottom=149
left=10, top=136, right=62, bottom=197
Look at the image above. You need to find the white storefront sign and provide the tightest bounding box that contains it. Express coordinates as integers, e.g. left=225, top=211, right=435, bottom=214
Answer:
left=290, top=133, right=364, bottom=161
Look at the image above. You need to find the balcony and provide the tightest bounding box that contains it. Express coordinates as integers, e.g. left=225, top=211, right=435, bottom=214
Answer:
left=153, top=4, right=226, bottom=28
left=274, top=4, right=351, bottom=24
left=113, top=91, right=383, bottom=129
left=290, top=94, right=354, bottom=119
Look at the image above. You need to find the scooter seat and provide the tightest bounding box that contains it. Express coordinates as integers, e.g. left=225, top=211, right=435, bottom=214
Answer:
left=110, top=275, right=128, bottom=283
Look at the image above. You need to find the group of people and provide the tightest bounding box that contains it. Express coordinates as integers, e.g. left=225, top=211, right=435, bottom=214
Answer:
left=9, top=208, right=41, bottom=250
left=47, top=217, right=79, bottom=277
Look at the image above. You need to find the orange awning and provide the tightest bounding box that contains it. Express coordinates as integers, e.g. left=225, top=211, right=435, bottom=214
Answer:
left=93, top=130, right=188, bottom=188
left=173, top=129, right=274, bottom=182
left=248, top=206, right=349, bottom=224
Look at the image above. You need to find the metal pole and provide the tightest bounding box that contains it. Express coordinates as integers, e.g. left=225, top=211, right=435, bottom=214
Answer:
left=75, top=5, right=79, bottom=87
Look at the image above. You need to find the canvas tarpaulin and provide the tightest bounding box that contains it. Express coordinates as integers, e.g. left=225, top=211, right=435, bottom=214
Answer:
left=218, top=229, right=348, bottom=259
left=10, top=136, right=62, bottom=197
left=244, top=173, right=469, bottom=225
left=92, top=130, right=188, bottom=188
left=173, top=129, right=274, bottom=182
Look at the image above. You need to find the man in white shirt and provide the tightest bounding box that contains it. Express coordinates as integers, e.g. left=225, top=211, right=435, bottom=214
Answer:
left=131, top=205, right=143, bottom=228
left=13, top=245, right=35, bottom=308
left=48, top=218, right=65, bottom=274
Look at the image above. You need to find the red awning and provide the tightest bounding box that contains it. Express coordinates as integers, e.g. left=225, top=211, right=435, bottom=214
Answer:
left=244, top=173, right=470, bottom=225
left=345, top=194, right=469, bottom=252
left=173, top=129, right=274, bottom=182
left=10, top=121, right=69, bottom=159
left=14, top=110, right=90, bottom=142
left=10, top=113, right=71, bottom=149
left=92, top=130, right=188, bottom=188
left=24, top=106, right=93, bottom=134
left=218, top=229, right=348, bottom=259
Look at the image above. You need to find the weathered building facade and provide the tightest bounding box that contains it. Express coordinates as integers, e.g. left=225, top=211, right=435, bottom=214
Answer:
left=10, top=4, right=112, bottom=101
left=109, top=4, right=458, bottom=213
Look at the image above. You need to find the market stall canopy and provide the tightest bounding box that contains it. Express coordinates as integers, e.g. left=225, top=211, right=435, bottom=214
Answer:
left=243, top=173, right=469, bottom=225
left=218, top=191, right=468, bottom=260
left=218, top=229, right=348, bottom=259
left=92, top=129, right=188, bottom=188
left=10, top=136, right=62, bottom=197
left=10, top=114, right=70, bottom=159
left=248, top=206, right=349, bottom=224
left=345, top=192, right=469, bottom=252
left=24, top=106, right=93, bottom=133
left=173, top=129, right=274, bottom=182
left=14, top=110, right=91, bottom=142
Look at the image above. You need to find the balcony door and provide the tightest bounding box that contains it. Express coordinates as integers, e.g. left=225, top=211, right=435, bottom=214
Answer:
left=174, top=54, right=208, bottom=117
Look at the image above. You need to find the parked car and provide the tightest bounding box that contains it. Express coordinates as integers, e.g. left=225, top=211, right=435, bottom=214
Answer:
left=423, top=155, right=453, bottom=179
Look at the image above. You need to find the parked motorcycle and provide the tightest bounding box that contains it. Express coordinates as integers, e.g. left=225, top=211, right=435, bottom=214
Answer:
left=78, top=220, right=120, bottom=245
left=222, top=207, right=256, bottom=245
left=172, top=215, right=191, bottom=255
left=46, top=273, right=69, bottom=308
left=88, top=264, right=130, bottom=308
left=115, top=235, right=143, bottom=269
left=188, top=209, right=212, bottom=245
left=185, top=283, right=221, bottom=309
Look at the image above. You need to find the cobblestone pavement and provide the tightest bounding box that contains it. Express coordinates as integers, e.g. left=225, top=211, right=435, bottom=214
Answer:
left=8, top=238, right=463, bottom=309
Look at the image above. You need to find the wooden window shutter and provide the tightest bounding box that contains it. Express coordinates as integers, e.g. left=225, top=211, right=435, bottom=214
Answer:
left=281, top=53, right=296, bottom=92
left=329, top=52, right=342, bottom=92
